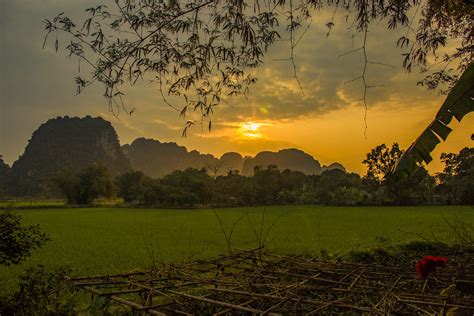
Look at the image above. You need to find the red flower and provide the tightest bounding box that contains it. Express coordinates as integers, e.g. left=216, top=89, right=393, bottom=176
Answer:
left=416, top=256, right=448, bottom=279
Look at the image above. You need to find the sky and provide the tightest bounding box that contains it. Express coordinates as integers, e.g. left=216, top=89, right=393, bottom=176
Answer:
left=1, top=0, right=472, bottom=174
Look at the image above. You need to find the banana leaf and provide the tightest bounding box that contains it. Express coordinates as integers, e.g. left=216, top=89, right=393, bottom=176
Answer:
left=392, top=62, right=474, bottom=177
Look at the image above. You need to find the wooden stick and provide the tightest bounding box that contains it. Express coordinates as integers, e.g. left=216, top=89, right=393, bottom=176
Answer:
left=66, top=270, right=147, bottom=281
left=167, top=290, right=264, bottom=313
left=348, top=269, right=365, bottom=291
left=82, top=286, right=166, bottom=316
left=307, top=295, right=353, bottom=315
left=397, top=298, right=474, bottom=310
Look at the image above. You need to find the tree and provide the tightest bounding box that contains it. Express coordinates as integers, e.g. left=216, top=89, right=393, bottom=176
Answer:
left=278, top=169, right=306, bottom=204
left=315, top=169, right=363, bottom=205
left=115, top=171, right=148, bottom=203
left=253, top=165, right=282, bottom=205
left=363, top=143, right=435, bottom=205
left=160, top=168, right=214, bottom=205
left=54, top=165, right=115, bottom=204
left=440, top=147, right=474, bottom=178
left=141, top=178, right=165, bottom=206
left=437, top=147, right=474, bottom=204
left=43, top=0, right=473, bottom=137
left=0, top=211, right=50, bottom=266
left=363, top=143, right=403, bottom=183
left=384, top=167, right=435, bottom=205
left=214, top=172, right=256, bottom=206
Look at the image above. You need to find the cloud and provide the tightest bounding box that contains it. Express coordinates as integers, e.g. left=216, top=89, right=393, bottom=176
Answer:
left=0, top=0, right=458, bottom=172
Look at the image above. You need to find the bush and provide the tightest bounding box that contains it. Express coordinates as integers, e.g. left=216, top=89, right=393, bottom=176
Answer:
left=0, top=265, right=77, bottom=316
left=0, top=211, right=50, bottom=266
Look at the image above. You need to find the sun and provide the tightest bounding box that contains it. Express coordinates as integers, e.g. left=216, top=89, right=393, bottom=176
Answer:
left=240, top=122, right=263, bottom=139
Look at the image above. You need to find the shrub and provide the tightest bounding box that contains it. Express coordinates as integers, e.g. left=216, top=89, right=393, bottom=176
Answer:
left=0, top=265, right=77, bottom=316
left=0, top=211, right=50, bottom=266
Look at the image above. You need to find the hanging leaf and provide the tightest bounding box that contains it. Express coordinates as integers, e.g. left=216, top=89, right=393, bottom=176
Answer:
left=392, top=62, right=474, bottom=177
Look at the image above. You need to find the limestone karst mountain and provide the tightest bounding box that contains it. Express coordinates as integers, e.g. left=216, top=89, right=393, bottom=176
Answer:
left=124, top=142, right=345, bottom=178
left=241, top=148, right=345, bottom=176
left=9, top=116, right=130, bottom=195
left=0, top=156, right=10, bottom=197
left=6, top=116, right=346, bottom=196
left=219, top=152, right=244, bottom=175
left=122, top=138, right=219, bottom=178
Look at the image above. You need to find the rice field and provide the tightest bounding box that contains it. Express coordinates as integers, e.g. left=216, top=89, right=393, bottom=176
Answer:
left=1, top=205, right=473, bottom=293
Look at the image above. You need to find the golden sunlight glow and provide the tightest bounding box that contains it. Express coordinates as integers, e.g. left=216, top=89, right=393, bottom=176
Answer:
left=240, top=122, right=263, bottom=139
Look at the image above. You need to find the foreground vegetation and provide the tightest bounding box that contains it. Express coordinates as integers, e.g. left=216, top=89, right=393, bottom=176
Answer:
left=1, top=205, right=472, bottom=294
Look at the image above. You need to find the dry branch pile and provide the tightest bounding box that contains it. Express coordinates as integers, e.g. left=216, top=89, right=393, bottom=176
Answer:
left=67, top=248, right=474, bottom=315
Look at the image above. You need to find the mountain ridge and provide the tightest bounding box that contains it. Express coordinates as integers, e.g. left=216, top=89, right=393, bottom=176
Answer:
left=7, top=116, right=131, bottom=195
left=2, top=116, right=346, bottom=196
left=124, top=138, right=345, bottom=177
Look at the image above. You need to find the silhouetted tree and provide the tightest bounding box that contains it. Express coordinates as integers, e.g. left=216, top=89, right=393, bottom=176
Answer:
left=363, top=143, right=403, bottom=183
left=214, top=173, right=256, bottom=206
left=437, top=147, right=474, bottom=204
left=115, top=171, right=148, bottom=203
left=363, top=143, right=435, bottom=205
left=385, top=167, right=435, bottom=205
left=160, top=168, right=214, bottom=206
left=43, top=0, right=472, bottom=134
left=315, top=169, right=363, bottom=205
left=278, top=169, right=306, bottom=204
left=54, top=165, right=115, bottom=204
left=0, top=211, right=50, bottom=266
left=253, top=165, right=282, bottom=205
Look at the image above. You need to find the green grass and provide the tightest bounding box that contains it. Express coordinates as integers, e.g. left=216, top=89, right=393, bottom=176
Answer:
left=0, top=200, right=66, bottom=208
left=1, top=205, right=473, bottom=293
left=0, top=198, right=123, bottom=209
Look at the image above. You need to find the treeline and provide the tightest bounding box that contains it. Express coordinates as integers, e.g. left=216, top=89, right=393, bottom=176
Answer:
left=54, top=145, right=473, bottom=207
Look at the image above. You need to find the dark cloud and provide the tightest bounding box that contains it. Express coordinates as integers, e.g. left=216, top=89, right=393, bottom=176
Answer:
left=0, top=0, right=183, bottom=163
left=207, top=9, right=441, bottom=123
left=0, top=1, right=445, bottom=165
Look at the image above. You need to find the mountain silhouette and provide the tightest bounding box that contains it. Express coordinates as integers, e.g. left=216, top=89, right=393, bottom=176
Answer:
left=0, top=156, right=10, bottom=197
left=125, top=141, right=344, bottom=177
left=242, top=148, right=324, bottom=175
left=219, top=152, right=244, bottom=174
left=122, top=138, right=219, bottom=178
left=6, top=116, right=346, bottom=196
left=9, top=116, right=130, bottom=195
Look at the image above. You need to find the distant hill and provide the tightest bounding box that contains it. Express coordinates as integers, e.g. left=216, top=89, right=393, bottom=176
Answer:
left=0, top=156, right=10, bottom=197
left=6, top=116, right=346, bottom=196
left=125, top=141, right=345, bottom=177
left=219, top=152, right=244, bottom=174
left=238, top=149, right=345, bottom=175
left=122, top=138, right=219, bottom=178
left=322, top=162, right=346, bottom=173
left=9, top=116, right=130, bottom=195
left=243, top=148, right=324, bottom=175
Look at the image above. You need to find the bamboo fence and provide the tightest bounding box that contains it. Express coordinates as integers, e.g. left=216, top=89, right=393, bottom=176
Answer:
left=66, top=247, right=474, bottom=315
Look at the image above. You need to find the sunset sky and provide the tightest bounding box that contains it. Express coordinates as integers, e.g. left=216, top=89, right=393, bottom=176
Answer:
left=1, top=0, right=472, bottom=174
